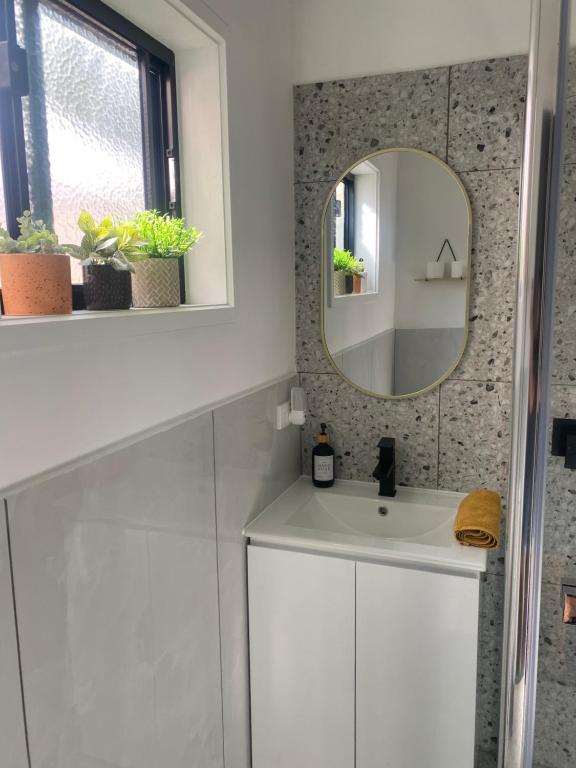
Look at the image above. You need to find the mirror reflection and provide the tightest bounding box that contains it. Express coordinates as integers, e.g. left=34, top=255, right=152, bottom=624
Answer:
left=322, top=149, right=471, bottom=398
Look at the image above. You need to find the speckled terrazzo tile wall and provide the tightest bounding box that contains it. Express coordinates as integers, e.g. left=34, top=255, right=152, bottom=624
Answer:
left=295, top=53, right=576, bottom=768
left=294, top=56, right=525, bottom=768
left=534, top=58, right=576, bottom=768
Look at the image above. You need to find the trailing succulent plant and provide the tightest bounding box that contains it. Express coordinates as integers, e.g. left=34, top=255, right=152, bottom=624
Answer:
left=133, top=209, right=202, bottom=259
left=333, top=248, right=364, bottom=275
left=67, top=210, right=148, bottom=272
left=0, top=211, right=60, bottom=254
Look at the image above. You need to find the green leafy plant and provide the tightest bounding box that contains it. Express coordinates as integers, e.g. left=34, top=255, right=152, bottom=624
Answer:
left=66, top=210, right=148, bottom=272
left=333, top=248, right=353, bottom=272
left=350, top=257, right=365, bottom=277
left=133, top=210, right=202, bottom=259
left=0, top=211, right=60, bottom=254
left=333, top=248, right=364, bottom=275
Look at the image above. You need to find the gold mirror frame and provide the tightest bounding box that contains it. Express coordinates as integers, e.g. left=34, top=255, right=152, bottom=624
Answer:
left=320, top=147, right=473, bottom=400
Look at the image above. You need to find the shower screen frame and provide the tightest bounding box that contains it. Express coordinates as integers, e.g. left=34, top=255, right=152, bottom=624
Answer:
left=499, top=0, right=570, bottom=766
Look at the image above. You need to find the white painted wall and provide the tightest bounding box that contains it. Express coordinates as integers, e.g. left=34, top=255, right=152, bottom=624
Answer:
left=353, top=169, right=379, bottom=288
left=394, top=152, right=468, bottom=330
left=0, top=0, right=295, bottom=492
left=290, top=0, right=576, bottom=84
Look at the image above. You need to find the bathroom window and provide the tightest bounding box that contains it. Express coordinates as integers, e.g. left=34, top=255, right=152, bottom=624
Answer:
left=334, top=175, right=356, bottom=253
left=0, top=0, right=181, bottom=306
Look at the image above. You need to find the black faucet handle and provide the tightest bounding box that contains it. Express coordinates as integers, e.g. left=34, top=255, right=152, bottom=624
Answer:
left=375, top=437, right=396, bottom=497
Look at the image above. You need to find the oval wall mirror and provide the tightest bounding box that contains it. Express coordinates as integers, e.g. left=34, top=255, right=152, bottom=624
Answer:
left=321, top=148, right=472, bottom=399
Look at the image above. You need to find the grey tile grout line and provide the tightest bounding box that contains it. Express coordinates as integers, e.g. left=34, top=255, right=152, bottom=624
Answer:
left=299, top=370, right=513, bottom=387
left=453, top=166, right=521, bottom=174
left=143, top=525, right=160, bottom=754
left=297, top=371, right=305, bottom=475
left=294, top=178, right=339, bottom=186
left=447, top=377, right=513, bottom=385
left=550, top=381, right=576, bottom=388
left=540, top=574, right=572, bottom=588
left=354, top=561, right=357, bottom=768
left=210, top=412, right=228, bottom=768
left=294, top=167, right=526, bottom=186
left=446, top=66, right=452, bottom=164
left=4, top=499, right=32, bottom=768
left=437, top=384, right=443, bottom=490
left=242, top=509, right=254, bottom=768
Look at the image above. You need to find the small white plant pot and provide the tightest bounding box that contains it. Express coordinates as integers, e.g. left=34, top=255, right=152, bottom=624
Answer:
left=451, top=260, right=466, bottom=279
left=426, top=261, right=445, bottom=280
left=333, top=271, right=347, bottom=296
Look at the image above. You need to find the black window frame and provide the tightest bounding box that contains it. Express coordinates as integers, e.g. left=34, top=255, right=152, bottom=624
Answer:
left=0, top=0, right=184, bottom=310
left=342, top=173, right=355, bottom=253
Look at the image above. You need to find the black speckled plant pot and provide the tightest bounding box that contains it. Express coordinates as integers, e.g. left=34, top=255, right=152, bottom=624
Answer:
left=83, top=264, right=132, bottom=311
left=345, top=274, right=354, bottom=294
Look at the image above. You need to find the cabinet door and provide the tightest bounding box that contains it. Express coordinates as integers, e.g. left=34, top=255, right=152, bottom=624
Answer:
left=356, top=562, right=479, bottom=768
left=248, top=546, right=355, bottom=768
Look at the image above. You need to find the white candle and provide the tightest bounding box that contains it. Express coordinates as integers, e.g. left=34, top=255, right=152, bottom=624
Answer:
left=451, top=261, right=466, bottom=279
left=427, top=261, right=445, bottom=279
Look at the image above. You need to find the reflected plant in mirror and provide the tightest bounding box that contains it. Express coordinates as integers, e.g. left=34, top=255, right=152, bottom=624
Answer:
left=322, top=148, right=471, bottom=399
left=333, top=248, right=365, bottom=296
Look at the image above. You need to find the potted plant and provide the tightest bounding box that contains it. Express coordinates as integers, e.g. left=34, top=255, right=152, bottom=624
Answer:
left=69, top=211, right=147, bottom=311
left=0, top=211, right=72, bottom=317
left=131, top=210, right=202, bottom=308
left=333, top=249, right=365, bottom=295
left=352, top=258, right=366, bottom=294
left=333, top=248, right=353, bottom=296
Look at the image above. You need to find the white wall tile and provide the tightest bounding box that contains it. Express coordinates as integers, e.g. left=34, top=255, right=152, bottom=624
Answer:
left=213, top=378, right=301, bottom=768
left=8, top=415, right=223, bottom=768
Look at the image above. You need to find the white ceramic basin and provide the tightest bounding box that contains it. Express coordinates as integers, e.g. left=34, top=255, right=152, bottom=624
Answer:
left=287, top=492, right=453, bottom=539
left=244, top=477, right=487, bottom=574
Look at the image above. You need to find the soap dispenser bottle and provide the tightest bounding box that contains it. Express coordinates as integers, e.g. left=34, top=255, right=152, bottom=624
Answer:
left=312, top=423, right=335, bottom=488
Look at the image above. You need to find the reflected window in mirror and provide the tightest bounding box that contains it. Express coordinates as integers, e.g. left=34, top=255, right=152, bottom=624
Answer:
left=334, top=175, right=355, bottom=253
left=331, top=163, right=379, bottom=298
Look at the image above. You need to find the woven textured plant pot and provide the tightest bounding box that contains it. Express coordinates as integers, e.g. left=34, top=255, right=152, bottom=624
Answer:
left=333, top=271, right=346, bottom=296
left=131, top=258, right=181, bottom=308
left=0, top=252, right=72, bottom=316
left=83, top=264, right=132, bottom=311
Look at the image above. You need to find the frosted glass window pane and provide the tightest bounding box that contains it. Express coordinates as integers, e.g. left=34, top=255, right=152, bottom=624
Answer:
left=17, top=0, right=145, bottom=282
left=0, top=151, right=5, bottom=228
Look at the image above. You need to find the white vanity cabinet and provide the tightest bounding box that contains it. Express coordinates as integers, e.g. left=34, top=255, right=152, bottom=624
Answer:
left=355, top=561, right=478, bottom=768
left=248, top=545, right=355, bottom=768
left=248, top=545, right=480, bottom=768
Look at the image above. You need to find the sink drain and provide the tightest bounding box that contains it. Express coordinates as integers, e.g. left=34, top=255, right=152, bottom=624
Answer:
left=378, top=506, right=389, bottom=516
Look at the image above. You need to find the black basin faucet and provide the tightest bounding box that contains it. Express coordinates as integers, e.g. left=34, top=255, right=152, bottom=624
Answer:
left=372, top=437, right=396, bottom=497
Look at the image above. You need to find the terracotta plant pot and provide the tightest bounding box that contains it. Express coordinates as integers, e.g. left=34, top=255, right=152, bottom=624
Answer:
left=131, top=258, right=181, bottom=308
left=0, top=252, right=72, bottom=316
left=334, top=271, right=346, bottom=296
left=353, top=274, right=364, bottom=294
left=83, top=264, right=132, bottom=311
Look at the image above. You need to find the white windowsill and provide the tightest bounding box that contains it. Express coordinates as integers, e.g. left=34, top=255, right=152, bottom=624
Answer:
left=0, top=303, right=237, bottom=353
left=334, top=291, right=378, bottom=300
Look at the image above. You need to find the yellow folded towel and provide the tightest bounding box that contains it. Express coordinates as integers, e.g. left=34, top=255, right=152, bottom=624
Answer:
left=454, top=489, right=501, bottom=549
